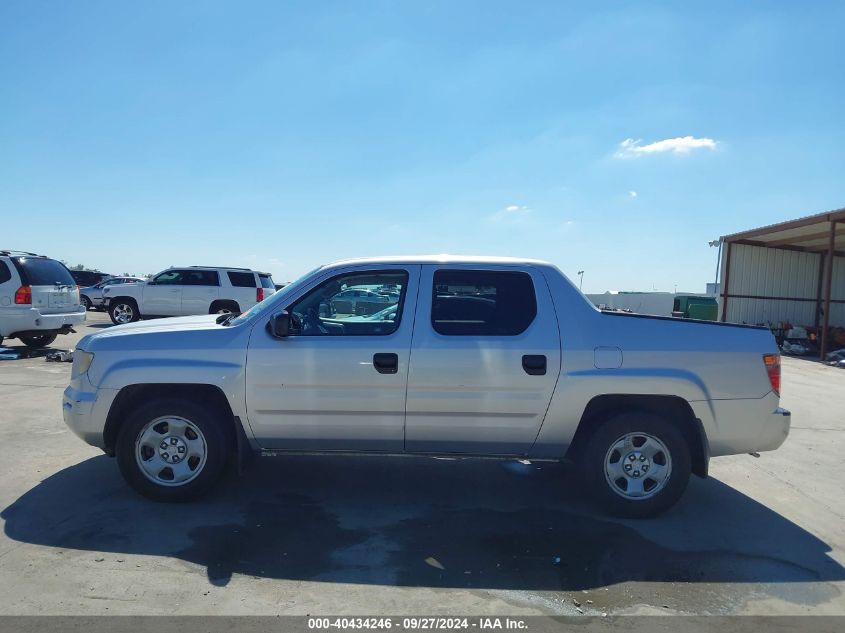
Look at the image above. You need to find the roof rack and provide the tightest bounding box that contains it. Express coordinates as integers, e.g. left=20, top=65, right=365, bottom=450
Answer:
left=188, top=266, right=252, bottom=271
left=0, top=250, right=41, bottom=257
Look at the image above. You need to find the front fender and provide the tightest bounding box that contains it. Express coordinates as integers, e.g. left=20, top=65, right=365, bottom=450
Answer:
left=92, top=357, right=248, bottom=420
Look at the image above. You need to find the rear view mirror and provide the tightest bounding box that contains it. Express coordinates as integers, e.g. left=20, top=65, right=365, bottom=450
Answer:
left=269, top=311, right=291, bottom=338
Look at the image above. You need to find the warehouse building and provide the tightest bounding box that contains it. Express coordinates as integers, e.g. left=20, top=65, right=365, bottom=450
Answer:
left=719, top=206, right=845, bottom=359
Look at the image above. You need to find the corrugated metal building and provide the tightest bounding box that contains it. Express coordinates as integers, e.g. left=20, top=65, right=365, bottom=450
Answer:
left=719, top=207, right=845, bottom=358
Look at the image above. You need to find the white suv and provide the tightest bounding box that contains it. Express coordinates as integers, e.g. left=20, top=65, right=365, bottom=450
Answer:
left=0, top=250, right=86, bottom=348
left=103, top=266, right=276, bottom=324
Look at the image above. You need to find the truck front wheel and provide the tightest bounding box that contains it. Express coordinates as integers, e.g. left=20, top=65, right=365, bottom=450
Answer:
left=109, top=299, right=140, bottom=325
left=582, top=412, right=691, bottom=519
left=115, top=398, right=231, bottom=501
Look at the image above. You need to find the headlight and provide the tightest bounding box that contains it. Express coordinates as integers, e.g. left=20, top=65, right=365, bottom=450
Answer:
left=72, top=350, right=95, bottom=378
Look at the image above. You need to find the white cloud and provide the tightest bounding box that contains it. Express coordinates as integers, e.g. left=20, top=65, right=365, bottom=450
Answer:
left=490, top=204, right=531, bottom=223
left=614, top=136, right=717, bottom=159
left=628, top=190, right=638, bottom=198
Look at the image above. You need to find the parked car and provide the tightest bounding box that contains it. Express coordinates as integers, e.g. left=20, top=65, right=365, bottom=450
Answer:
left=63, top=256, right=790, bottom=517
left=0, top=250, right=86, bottom=348
left=70, top=270, right=111, bottom=287
left=330, top=288, right=390, bottom=314
left=80, top=277, right=145, bottom=310
left=101, top=266, right=276, bottom=324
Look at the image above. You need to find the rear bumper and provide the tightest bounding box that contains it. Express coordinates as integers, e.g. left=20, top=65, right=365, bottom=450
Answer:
left=759, top=407, right=791, bottom=452
left=691, top=393, right=791, bottom=457
left=0, top=307, right=86, bottom=338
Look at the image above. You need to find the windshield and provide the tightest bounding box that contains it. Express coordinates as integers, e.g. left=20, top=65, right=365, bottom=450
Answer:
left=227, top=266, right=321, bottom=326
left=15, top=257, right=75, bottom=286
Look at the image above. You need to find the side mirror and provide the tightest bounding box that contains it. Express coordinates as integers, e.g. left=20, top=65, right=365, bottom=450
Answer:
left=269, top=311, right=292, bottom=338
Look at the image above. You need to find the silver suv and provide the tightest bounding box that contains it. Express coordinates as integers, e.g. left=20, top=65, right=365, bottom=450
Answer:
left=0, top=250, right=86, bottom=348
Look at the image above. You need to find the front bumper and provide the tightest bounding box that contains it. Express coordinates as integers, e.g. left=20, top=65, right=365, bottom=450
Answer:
left=62, top=377, right=119, bottom=451
left=0, top=306, right=86, bottom=338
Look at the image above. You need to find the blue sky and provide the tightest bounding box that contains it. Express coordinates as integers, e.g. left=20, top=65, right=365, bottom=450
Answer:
left=2, top=1, right=844, bottom=292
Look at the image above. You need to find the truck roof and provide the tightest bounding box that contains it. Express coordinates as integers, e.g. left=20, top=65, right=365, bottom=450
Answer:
left=321, top=255, right=554, bottom=269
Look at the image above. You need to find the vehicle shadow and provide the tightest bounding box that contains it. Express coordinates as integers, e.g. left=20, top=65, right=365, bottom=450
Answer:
left=0, top=344, right=69, bottom=360
left=3, top=455, right=843, bottom=593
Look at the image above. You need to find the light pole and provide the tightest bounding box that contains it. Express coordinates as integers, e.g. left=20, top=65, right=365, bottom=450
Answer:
left=577, top=270, right=584, bottom=291
left=708, top=238, right=723, bottom=294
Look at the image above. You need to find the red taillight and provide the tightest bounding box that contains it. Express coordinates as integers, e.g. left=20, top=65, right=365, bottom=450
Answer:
left=14, top=285, right=32, bottom=304
left=256, top=287, right=264, bottom=302
left=763, top=354, right=780, bottom=395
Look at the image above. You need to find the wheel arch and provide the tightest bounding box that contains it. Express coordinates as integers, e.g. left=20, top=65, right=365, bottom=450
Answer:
left=209, top=299, right=241, bottom=314
left=103, top=383, right=238, bottom=457
left=565, top=394, right=709, bottom=478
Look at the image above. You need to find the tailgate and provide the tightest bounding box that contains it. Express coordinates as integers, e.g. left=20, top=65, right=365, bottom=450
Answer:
left=34, top=284, right=80, bottom=314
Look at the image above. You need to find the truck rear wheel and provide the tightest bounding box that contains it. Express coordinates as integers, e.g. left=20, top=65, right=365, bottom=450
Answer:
left=582, top=412, right=691, bottom=518
left=115, top=398, right=231, bottom=501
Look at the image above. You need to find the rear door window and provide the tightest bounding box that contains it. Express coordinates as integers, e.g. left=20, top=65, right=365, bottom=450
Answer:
left=259, top=273, right=274, bottom=289
left=227, top=271, right=256, bottom=287
left=183, top=270, right=220, bottom=286
left=0, top=261, right=11, bottom=284
left=15, top=257, right=75, bottom=286
left=431, top=270, right=537, bottom=336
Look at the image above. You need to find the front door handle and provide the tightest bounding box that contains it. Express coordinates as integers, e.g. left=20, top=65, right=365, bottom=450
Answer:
left=522, top=354, right=547, bottom=376
left=373, top=353, right=399, bottom=374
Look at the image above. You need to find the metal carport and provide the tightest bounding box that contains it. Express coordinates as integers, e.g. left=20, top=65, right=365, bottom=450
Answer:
left=719, top=207, right=845, bottom=359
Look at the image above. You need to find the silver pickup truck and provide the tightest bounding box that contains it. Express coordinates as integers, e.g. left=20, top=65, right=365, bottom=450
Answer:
left=63, top=256, right=790, bottom=517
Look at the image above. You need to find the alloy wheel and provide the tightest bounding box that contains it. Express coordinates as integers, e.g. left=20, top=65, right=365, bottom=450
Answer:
left=135, top=416, right=208, bottom=487
left=604, top=432, right=672, bottom=500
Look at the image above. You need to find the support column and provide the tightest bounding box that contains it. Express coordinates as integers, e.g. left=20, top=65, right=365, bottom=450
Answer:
left=819, top=220, right=836, bottom=360
left=814, top=252, right=826, bottom=328
left=720, top=241, right=732, bottom=322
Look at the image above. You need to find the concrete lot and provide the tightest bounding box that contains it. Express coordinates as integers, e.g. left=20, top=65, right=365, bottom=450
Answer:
left=0, top=310, right=843, bottom=615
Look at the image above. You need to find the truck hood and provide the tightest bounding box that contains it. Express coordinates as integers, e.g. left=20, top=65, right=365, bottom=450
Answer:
left=80, top=314, right=227, bottom=348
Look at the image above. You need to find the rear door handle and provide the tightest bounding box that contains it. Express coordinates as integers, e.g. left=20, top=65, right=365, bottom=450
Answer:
left=373, top=353, right=399, bottom=374
left=522, top=354, right=547, bottom=376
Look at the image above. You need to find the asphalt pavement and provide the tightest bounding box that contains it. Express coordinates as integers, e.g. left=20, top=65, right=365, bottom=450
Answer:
left=0, top=310, right=843, bottom=615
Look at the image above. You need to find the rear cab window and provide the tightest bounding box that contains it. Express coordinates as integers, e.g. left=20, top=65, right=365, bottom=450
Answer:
left=258, top=273, right=274, bottom=289
left=13, top=257, right=75, bottom=287
left=431, top=269, right=537, bottom=336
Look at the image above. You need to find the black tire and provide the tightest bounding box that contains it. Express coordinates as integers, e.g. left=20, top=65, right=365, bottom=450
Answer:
left=115, top=397, right=232, bottom=502
left=581, top=412, right=691, bottom=519
left=210, top=300, right=240, bottom=315
left=19, top=332, right=58, bottom=348
left=109, top=298, right=140, bottom=325
left=81, top=295, right=92, bottom=310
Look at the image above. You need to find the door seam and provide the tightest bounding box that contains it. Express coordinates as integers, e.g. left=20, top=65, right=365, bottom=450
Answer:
left=402, top=265, right=423, bottom=452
